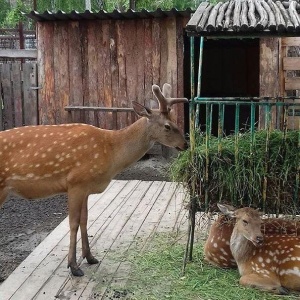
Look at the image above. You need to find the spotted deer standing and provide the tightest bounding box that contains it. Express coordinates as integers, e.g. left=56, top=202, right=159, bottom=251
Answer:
left=217, top=203, right=300, bottom=294
left=0, top=83, right=188, bottom=276
left=204, top=211, right=300, bottom=269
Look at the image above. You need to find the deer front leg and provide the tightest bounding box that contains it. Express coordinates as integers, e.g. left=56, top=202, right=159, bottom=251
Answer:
left=67, top=189, right=86, bottom=277
left=80, top=197, right=98, bottom=265
left=240, top=274, right=289, bottom=295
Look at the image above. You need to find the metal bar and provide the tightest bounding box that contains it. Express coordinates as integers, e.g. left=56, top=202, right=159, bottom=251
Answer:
left=188, top=36, right=204, bottom=262
left=194, top=100, right=300, bottom=106
left=184, top=36, right=195, bottom=272
left=217, top=103, right=224, bottom=153
left=234, top=103, right=240, bottom=206
left=64, top=106, right=134, bottom=112
left=262, top=104, right=271, bottom=212
left=194, top=97, right=300, bottom=101
left=205, top=103, right=212, bottom=210
left=197, top=37, right=204, bottom=98
left=249, top=103, right=256, bottom=203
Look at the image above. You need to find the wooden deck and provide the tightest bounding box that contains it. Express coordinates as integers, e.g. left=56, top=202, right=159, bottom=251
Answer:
left=0, top=180, right=189, bottom=300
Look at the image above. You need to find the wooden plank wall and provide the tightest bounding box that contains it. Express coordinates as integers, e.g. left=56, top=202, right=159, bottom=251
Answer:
left=280, top=37, right=300, bottom=129
left=0, top=62, right=38, bottom=130
left=37, top=16, right=188, bottom=130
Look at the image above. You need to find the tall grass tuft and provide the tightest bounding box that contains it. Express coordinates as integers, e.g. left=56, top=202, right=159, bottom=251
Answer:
left=170, top=130, right=300, bottom=214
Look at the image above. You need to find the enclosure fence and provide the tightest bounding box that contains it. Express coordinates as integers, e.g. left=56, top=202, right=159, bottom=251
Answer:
left=189, top=97, right=300, bottom=215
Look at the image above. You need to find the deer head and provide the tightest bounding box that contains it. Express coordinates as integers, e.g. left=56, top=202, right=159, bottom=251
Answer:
left=132, top=83, right=188, bottom=151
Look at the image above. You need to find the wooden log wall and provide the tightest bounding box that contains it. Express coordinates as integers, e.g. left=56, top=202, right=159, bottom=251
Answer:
left=0, top=62, right=38, bottom=130
left=37, top=16, right=188, bottom=130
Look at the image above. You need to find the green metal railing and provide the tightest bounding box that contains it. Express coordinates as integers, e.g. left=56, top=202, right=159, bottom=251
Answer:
left=190, top=97, right=300, bottom=212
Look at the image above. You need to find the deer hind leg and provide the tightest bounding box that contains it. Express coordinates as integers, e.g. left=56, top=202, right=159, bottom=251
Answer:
left=67, top=189, right=87, bottom=277
left=240, top=274, right=289, bottom=295
left=80, top=197, right=98, bottom=265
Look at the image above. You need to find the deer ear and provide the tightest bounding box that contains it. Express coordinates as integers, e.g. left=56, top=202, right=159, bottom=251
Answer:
left=132, top=101, right=152, bottom=118
left=217, top=203, right=236, bottom=218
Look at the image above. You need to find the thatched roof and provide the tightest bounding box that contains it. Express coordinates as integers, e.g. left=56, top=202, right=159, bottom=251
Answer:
left=186, top=0, right=300, bottom=36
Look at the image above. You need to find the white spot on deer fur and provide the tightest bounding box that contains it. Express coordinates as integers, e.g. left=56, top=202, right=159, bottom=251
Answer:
left=41, top=154, right=46, bottom=158
left=213, top=243, right=218, bottom=248
left=266, top=258, right=271, bottom=264
left=27, top=173, right=34, bottom=178
left=76, top=162, right=81, bottom=167
left=94, top=153, right=99, bottom=159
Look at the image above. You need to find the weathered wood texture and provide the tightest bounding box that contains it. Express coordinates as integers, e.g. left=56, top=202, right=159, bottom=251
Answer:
left=0, top=62, right=38, bottom=130
left=37, top=16, right=188, bottom=130
left=186, top=0, right=300, bottom=35
left=280, top=37, right=300, bottom=129
left=0, top=180, right=189, bottom=300
left=259, top=38, right=280, bottom=129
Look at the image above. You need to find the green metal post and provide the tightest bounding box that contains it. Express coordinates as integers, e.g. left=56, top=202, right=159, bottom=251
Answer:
left=189, top=36, right=204, bottom=262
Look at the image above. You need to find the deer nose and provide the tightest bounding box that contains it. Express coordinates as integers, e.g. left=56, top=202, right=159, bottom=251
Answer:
left=256, top=236, right=264, bottom=245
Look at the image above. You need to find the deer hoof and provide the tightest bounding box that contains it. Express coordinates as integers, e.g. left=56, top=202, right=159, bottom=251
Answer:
left=70, top=266, right=84, bottom=277
left=278, top=287, right=289, bottom=295
left=86, top=256, right=99, bottom=265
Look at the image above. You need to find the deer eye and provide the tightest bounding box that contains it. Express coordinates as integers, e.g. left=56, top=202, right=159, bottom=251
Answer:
left=242, top=220, right=248, bottom=225
left=164, top=124, right=171, bottom=131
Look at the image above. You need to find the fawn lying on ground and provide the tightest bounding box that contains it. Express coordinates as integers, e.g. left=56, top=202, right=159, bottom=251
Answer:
left=217, top=203, right=300, bottom=294
left=204, top=210, right=300, bottom=268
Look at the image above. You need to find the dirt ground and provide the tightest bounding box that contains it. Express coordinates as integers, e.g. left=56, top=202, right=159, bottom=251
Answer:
left=0, top=155, right=171, bottom=282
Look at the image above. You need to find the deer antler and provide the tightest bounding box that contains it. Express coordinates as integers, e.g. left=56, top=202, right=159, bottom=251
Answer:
left=152, top=83, right=188, bottom=113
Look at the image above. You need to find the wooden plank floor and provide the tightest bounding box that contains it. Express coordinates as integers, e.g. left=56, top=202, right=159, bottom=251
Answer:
left=0, top=180, right=189, bottom=300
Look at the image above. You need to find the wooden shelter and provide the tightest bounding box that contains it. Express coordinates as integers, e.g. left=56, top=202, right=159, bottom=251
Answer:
left=182, top=0, right=300, bottom=267
left=27, top=9, right=191, bottom=131
left=185, top=0, right=300, bottom=132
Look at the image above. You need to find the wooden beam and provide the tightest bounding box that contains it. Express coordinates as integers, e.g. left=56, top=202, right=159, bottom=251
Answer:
left=281, top=37, right=300, bottom=46
left=285, top=77, right=300, bottom=90
left=283, top=57, right=300, bottom=70
left=0, top=49, right=37, bottom=59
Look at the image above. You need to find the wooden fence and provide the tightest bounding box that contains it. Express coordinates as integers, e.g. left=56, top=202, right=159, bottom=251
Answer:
left=0, top=62, right=38, bottom=130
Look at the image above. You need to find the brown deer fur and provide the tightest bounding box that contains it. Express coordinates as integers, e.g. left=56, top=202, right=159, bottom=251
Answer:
left=0, top=83, right=188, bottom=276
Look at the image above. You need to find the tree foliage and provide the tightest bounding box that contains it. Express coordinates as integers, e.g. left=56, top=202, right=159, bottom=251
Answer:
left=0, top=0, right=202, bottom=29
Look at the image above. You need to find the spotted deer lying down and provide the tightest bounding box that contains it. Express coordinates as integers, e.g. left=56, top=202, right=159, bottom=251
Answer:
left=0, top=83, right=188, bottom=277
left=204, top=211, right=300, bottom=268
left=217, top=203, right=300, bottom=294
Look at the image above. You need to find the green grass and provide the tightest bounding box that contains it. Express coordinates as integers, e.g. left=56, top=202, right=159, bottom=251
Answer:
left=170, top=129, right=300, bottom=214
left=109, top=233, right=300, bottom=300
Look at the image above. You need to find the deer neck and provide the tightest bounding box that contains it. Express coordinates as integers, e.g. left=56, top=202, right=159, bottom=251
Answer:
left=230, top=227, right=256, bottom=274
left=110, top=117, right=154, bottom=176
